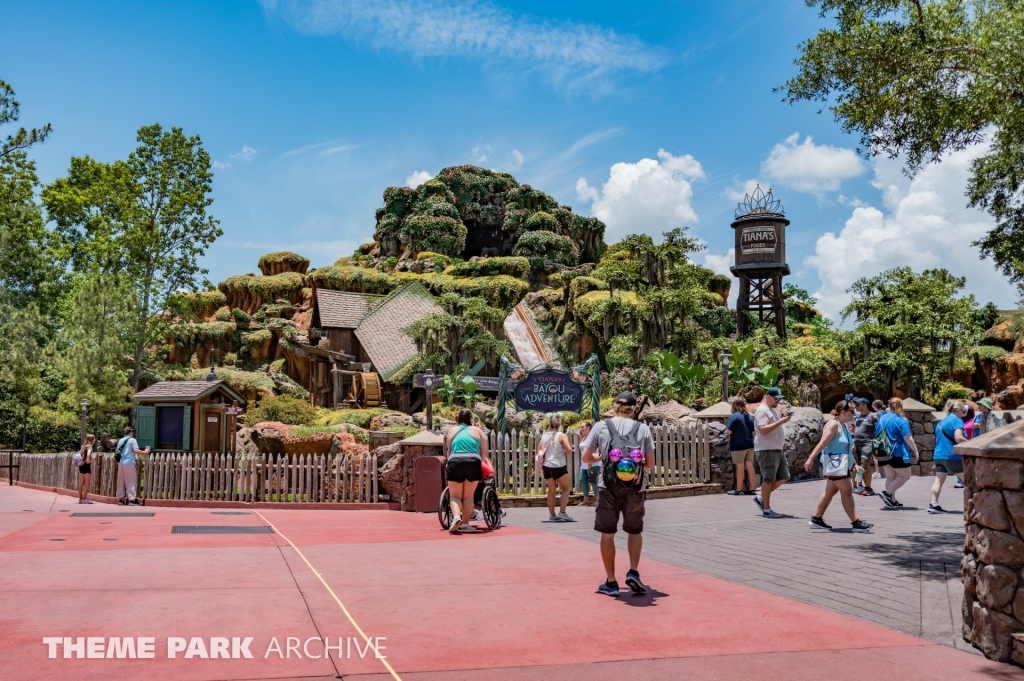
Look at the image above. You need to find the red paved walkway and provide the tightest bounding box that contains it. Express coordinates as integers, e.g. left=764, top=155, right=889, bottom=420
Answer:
left=0, top=485, right=1011, bottom=680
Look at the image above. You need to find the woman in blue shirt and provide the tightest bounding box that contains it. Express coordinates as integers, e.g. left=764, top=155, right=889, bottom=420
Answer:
left=876, top=398, right=919, bottom=508
left=930, top=401, right=967, bottom=514
left=804, top=397, right=873, bottom=531
left=725, top=396, right=756, bottom=495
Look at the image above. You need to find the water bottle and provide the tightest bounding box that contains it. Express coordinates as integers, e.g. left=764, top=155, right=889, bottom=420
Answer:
left=903, top=448, right=911, bottom=464
left=855, top=467, right=864, bottom=486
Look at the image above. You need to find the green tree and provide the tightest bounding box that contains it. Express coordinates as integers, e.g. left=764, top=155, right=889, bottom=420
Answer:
left=840, top=267, right=979, bottom=397
left=58, top=271, right=137, bottom=432
left=0, top=304, right=48, bottom=446
left=0, top=78, right=60, bottom=313
left=782, top=1, right=1024, bottom=287
left=43, top=124, right=222, bottom=415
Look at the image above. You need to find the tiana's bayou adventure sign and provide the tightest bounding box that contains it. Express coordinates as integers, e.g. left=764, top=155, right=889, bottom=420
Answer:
left=495, top=354, right=601, bottom=433
left=514, top=369, right=584, bottom=412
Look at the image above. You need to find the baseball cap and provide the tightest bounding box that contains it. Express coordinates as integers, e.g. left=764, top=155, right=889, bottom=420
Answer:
left=853, top=397, right=870, bottom=406
left=615, top=391, right=637, bottom=406
left=765, top=387, right=783, bottom=398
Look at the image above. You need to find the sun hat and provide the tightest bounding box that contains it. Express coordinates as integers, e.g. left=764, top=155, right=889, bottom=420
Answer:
left=978, top=397, right=994, bottom=411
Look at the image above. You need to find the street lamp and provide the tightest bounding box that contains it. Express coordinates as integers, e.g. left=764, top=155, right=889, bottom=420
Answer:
left=721, top=349, right=731, bottom=404
left=80, top=399, right=89, bottom=446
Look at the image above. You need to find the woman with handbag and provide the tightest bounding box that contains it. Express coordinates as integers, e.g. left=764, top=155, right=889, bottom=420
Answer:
left=804, top=397, right=873, bottom=532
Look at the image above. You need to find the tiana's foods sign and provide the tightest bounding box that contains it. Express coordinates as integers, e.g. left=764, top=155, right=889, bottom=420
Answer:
left=740, top=224, right=777, bottom=255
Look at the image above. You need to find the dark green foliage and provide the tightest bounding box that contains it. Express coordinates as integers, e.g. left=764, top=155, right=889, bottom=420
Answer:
left=449, top=256, right=530, bottom=278
left=373, top=165, right=605, bottom=264
left=514, top=230, right=579, bottom=267
left=246, top=394, right=317, bottom=426
left=782, top=0, right=1024, bottom=287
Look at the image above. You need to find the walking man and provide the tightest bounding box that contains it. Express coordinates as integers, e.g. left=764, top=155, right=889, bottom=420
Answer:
left=115, top=426, right=149, bottom=506
left=753, top=387, right=791, bottom=518
left=930, top=400, right=968, bottom=514
left=582, top=392, right=655, bottom=596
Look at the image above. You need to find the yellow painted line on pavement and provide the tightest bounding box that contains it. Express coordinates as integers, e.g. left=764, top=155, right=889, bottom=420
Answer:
left=253, top=509, right=402, bottom=681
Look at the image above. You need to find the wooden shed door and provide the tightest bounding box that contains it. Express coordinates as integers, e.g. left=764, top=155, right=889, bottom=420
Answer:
left=203, top=412, right=223, bottom=453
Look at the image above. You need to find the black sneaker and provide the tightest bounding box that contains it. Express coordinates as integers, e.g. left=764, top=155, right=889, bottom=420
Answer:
left=928, top=503, right=944, bottom=514
left=879, top=491, right=895, bottom=508
left=128, top=498, right=141, bottom=505
left=892, top=498, right=904, bottom=508
left=809, top=516, right=832, bottom=530
left=753, top=495, right=764, bottom=511
left=625, top=569, right=648, bottom=594
left=598, top=580, right=620, bottom=596
left=852, top=519, right=873, bottom=532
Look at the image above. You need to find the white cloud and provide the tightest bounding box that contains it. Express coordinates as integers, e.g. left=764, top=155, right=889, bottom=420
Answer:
left=472, top=144, right=490, bottom=163
left=726, top=178, right=762, bottom=202
left=505, top=149, right=524, bottom=171
left=763, top=133, right=864, bottom=193
left=320, top=144, right=357, bottom=155
left=703, top=248, right=737, bottom=307
left=230, top=145, right=258, bottom=161
left=212, top=160, right=231, bottom=170
left=405, top=170, right=433, bottom=188
left=576, top=149, right=704, bottom=242
left=260, top=0, right=666, bottom=94
left=806, top=142, right=1015, bottom=320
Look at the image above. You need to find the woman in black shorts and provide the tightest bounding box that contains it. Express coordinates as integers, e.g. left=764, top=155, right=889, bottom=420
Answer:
left=444, top=409, right=488, bottom=534
left=804, top=399, right=872, bottom=531
left=77, top=434, right=95, bottom=504
left=537, top=414, right=573, bottom=522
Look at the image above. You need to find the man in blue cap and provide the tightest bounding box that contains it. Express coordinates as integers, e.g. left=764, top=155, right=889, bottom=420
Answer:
left=752, top=387, right=791, bottom=518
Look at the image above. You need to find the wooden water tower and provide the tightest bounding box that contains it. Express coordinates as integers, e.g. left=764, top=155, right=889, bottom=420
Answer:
left=730, top=185, right=789, bottom=337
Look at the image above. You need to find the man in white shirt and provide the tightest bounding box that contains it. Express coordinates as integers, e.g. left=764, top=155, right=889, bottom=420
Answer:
left=752, top=387, right=791, bottom=518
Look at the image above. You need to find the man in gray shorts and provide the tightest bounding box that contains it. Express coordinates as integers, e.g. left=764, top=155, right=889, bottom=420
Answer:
left=752, top=387, right=791, bottom=518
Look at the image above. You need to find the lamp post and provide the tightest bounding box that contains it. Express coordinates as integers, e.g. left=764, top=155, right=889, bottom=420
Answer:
left=721, top=349, right=731, bottom=404
left=80, top=399, right=89, bottom=446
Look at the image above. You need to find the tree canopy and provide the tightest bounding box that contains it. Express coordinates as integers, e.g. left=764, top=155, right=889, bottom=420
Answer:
left=782, top=1, right=1024, bottom=287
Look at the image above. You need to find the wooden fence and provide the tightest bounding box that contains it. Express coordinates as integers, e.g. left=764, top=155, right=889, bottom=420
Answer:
left=489, top=422, right=710, bottom=496
left=0, top=450, right=379, bottom=504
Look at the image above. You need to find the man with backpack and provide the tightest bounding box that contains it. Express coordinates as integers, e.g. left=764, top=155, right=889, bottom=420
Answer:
left=852, top=398, right=880, bottom=496
left=115, top=426, right=149, bottom=506
left=581, top=392, right=656, bottom=597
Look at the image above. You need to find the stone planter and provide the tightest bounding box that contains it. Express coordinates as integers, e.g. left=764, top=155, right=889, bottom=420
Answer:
left=957, top=421, right=1024, bottom=665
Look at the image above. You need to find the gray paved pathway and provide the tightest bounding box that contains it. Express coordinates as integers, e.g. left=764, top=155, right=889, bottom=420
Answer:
left=504, top=476, right=975, bottom=653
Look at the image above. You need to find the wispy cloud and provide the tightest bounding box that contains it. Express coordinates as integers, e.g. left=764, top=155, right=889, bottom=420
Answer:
left=260, top=0, right=667, bottom=95
left=230, top=145, right=258, bottom=161
left=280, top=139, right=346, bottom=158
left=213, top=160, right=231, bottom=170
left=320, top=144, right=357, bottom=155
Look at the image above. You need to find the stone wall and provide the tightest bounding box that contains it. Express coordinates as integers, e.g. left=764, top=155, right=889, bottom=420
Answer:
left=958, top=421, right=1024, bottom=666
left=377, top=435, right=444, bottom=511
left=905, top=407, right=937, bottom=476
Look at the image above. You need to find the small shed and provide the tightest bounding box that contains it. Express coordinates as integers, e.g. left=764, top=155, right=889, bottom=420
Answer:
left=133, top=380, right=247, bottom=453
left=694, top=400, right=734, bottom=425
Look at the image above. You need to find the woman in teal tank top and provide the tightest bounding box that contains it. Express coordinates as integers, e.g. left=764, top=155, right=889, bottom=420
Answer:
left=444, top=408, right=488, bottom=534
left=803, top=396, right=873, bottom=532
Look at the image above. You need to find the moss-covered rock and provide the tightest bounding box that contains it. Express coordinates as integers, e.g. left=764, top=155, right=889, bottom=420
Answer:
left=258, top=251, right=310, bottom=276
left=219, top=272, right=306, bottom=312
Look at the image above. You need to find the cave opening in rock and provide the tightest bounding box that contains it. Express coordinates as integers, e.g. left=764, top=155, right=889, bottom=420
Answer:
left=461, top=220, right=509, bottom=260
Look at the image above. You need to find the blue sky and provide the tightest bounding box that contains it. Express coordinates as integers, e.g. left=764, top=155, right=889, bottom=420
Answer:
left=2, top=0, right=1014, bottom=319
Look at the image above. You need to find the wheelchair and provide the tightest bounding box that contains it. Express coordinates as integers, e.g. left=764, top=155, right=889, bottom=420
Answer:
left=437, top=462, right=503, bottom=531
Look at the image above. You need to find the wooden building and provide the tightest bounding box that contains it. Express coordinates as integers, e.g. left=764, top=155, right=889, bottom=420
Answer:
left=310, top=289, right=385, bottom=363
left=308, top=283, right=444, bottom=412
left=133, top=380, right=247, bottom=453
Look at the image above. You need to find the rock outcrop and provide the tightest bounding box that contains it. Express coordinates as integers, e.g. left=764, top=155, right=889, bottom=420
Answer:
left=250, top=422, right=290, bottom=455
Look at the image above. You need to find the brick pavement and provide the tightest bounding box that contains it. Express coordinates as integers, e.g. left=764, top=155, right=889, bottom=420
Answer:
left=503, top=475, right=974, bottom=653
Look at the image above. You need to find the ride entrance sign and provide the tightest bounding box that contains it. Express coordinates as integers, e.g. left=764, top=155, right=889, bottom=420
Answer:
left=513, top=369, right=584, bottom=412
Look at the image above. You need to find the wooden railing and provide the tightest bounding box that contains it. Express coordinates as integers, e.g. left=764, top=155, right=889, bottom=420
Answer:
left=1, top=451, right=380, bottom=504
left=488, top=422, right=711, bottom=496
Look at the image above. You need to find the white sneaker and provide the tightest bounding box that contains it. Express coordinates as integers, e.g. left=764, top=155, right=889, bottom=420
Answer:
left=557, top=511, right=574, bottom=522
left=470, top=509, right=481, bottom=520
